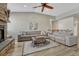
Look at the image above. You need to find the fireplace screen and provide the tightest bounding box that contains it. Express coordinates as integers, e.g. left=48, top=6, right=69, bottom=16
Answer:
left=0, top=30, right=1, bottom=39
left=0, top=26, right=4, bottom=43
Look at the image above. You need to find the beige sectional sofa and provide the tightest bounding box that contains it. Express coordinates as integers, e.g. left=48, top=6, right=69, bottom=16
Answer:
left=48, top=31, right=77, bottom=46
left=18, top=31, right=41, bottom=42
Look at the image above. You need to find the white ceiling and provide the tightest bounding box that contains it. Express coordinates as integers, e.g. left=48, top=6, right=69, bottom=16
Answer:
left=7, top=3, right=79, bottom=16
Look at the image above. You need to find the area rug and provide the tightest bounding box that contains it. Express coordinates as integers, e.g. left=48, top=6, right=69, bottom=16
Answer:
left=23, top=39, right=59, bottom=56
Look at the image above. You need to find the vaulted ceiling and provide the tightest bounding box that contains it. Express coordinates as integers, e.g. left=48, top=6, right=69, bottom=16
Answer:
left=7, top=3, right=79, bottom=18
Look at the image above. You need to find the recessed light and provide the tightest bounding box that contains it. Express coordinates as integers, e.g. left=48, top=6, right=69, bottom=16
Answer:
left=24, top=5, right=27, bottom=7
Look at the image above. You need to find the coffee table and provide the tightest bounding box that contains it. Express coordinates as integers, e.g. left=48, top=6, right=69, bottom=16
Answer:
left=31, top=36, right=50, bottom=47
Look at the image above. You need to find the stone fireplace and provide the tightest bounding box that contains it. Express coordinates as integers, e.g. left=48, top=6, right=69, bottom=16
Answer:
left=0, top=3, right=8, bottom=43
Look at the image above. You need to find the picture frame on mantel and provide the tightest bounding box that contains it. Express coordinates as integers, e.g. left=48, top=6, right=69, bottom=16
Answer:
left=5, top=9, right=10, bottom=18
left=5, top=10, right=10, bottom=22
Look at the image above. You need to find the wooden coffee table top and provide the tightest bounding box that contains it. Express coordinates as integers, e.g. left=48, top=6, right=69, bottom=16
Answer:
left=32, top=35, right=50, bottom=41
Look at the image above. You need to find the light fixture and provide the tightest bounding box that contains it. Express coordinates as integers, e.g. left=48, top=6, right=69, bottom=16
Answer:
left=24, top=5, right=27, bottom=7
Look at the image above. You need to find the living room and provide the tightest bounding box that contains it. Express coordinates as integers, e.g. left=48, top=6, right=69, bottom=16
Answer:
left=0, top=3, right=79, bottom=56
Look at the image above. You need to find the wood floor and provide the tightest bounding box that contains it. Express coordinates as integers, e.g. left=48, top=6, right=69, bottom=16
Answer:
left=6, top=41, right=79, bottom=56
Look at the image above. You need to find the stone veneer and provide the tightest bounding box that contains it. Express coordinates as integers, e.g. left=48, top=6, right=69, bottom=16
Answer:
left=0, top=3, right=8, bottom=41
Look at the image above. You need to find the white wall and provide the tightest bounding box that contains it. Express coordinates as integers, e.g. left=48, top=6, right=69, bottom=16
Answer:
left=7, top=12, right=54, bottom=38
left=58, top=17, right=74, bottom=31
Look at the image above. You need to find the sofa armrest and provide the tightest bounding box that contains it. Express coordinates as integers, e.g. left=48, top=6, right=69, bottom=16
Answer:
left=65, top=36, right=77, bottom=46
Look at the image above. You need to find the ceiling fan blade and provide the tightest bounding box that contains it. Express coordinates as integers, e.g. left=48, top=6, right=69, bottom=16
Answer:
left=33, top=6, right=42, bottom=8
left=41, top=6, right=44, bottom=12
left=45, top=5, right=53, bottom=9
left=41, top=3, right=48, bottom=5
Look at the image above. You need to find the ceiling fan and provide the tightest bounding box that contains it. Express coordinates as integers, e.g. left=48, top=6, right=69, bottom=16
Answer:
left=33, top=3, right=54, bottom=12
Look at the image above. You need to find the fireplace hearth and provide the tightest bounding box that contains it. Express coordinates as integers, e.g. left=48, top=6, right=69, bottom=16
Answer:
left=0, top=25, right=5, bottom=43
